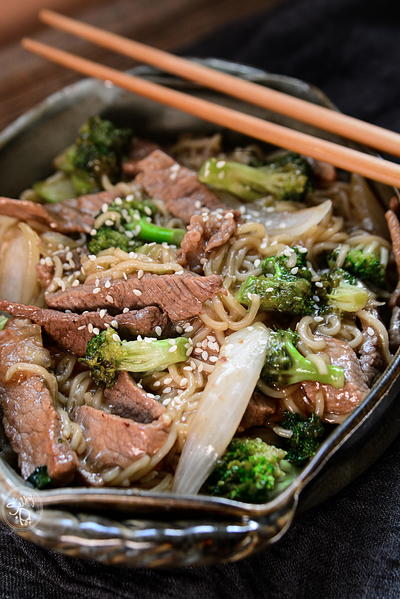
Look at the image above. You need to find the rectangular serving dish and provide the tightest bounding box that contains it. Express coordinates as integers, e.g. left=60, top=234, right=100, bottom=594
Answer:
left=0, top=59, right=399, bottom=567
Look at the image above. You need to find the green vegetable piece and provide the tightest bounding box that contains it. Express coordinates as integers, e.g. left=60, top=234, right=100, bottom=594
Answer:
left=280, top=412, right=325, bottom=465
left=33, top=172, right=77, bottom=203
left=87, top=226, right=141, bottom=255
left=261, top=328, right=344, bottom=388
left=205, top=437, right=297, bottom=503
left=199, top=152, right=312, bottom=202
left=318, top=268, right=369, bottom=313
left=89, top=197, right=185, bottom=252
left=27, top=466, right=52, bottom=489
left=329, top=247, right=386, bottom=287
left=81, top=327, right=189, bottom=386
left=0, top=315, right=9, bottom=331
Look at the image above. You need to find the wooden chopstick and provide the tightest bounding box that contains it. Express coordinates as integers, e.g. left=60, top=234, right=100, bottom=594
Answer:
left=39, top=9, right=400, bottom=158
left=22, top=38, right=400, bottom=189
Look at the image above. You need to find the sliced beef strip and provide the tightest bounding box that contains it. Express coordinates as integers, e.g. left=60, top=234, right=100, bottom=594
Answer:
left=73, top=405, right=171, bottom=474
left=301, top=337, right=369, bottom=420
left=238, top=391, right=276, bottom=432
left=178, top=209, right=240, bottom=273
left=134, top=150, right=224, bottom=223
left=386, top=209, right=400, bottom=307
left=45, top=272, right=223, bottom=322
left=389, top=306, right=400, bottom=351
left=0, top=190, right=122, bottom=234
left=358, top=310, right=384, bottom=385
left=122, top=138, right=160, bottom=176
left=0, top=301, right=169, bottom=357
left=36, top=262, right=55, bottom=289
left=104, top=371, right=164, bottom=423
left=0, top=319, right=77, bottom=482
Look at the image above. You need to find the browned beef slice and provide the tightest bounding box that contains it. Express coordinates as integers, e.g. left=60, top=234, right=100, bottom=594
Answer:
left=134, top=150, right=224, bottom=223
left=104, top=371, right=164, bottom=423
left=0, top=197, right=57, bottom=229
left=302, top=337, right=369, bottom=419
left=0, top=301, right=169, bottom=357
left=45, top=272, right=223, bottom=321
left=73, top=405, right=171, bottom=471
left=0, top=319, right=77, bottom=481
left=0, top=191, right=121, bottom=234
left=358, top=314, right=384, bottom=385
left=122, top=138, right=160, bottom=176
left=36, top=263, right=54, bottom=289
left=178, top=209, right=240, bottom=272
left=46, top=189, right=124, bottom=233
left=238, top=392, right=276, bottom=432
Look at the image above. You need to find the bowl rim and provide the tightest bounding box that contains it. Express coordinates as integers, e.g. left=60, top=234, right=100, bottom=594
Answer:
left=0, top=57, right=399, bottom=522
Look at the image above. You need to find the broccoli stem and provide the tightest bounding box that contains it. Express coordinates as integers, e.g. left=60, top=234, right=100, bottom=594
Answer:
left=126, top=218, right=185, bottom=246
left=119, top=337, right=188, bottom=372
left=284, top=341, right=344, bottom=388
left=0, top=315, right=9, bottom=331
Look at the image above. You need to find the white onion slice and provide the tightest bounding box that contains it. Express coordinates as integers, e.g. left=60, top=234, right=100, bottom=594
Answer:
left=247, top=199, right=332, bottom=242
left=173, top=322, right=270, bottom=496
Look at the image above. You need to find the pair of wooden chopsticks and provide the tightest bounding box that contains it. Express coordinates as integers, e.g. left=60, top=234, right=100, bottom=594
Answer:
left=22, top=10, right=400, bottom=188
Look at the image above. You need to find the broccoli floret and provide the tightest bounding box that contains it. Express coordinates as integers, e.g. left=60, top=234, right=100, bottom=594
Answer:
left=261, top=328, right=344, bottom=388
left=198, top=152, right=312, bottom=202
left=238, top=249, right=314, bottom=315
left=27, top=466, right=52, bottom=489
left=280, top=412, right=325, bottom=465
left=329, top=246, right=386, bottom=287
left=261, top=246, right=311, bottom=280
left=88, top=197, right=185, bottom=253
left=34, top=116, right=132, bottom=202
left=87, top=226, right=142, bottom=254
left=317, top=268, right=369, bottom=313
left=205, top=437, right=297, bottom=503
left=81, top=327, right=189, bottom=386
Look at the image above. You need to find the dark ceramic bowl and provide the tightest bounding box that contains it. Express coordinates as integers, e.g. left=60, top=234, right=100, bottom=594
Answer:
left=0, top=59, right=399, bottom=567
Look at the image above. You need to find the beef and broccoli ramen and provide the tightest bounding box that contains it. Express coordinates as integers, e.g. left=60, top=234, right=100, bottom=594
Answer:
left=0, top=116, right=399, bottom=502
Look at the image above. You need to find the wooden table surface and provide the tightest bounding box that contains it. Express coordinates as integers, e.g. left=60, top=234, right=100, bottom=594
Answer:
left=0, top=0, right=278, bottom=132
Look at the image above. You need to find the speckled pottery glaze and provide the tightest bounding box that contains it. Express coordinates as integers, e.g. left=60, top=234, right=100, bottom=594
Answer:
left=0, top=59, right=399, bottom=567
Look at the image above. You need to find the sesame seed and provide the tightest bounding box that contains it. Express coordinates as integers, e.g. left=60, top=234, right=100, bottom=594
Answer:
left=209, top=355, right=218, bottom=363
left=265, top=287, right=274, bottom=293
left=112, top=334, right=120, bottom=342
left=101, top=203, right=108, bottom=213
left=99, top=309, right=107, bottom=318
left=168, top=345, right=177, bottom=353
left=93, top=288, right=101, bottom=294
left=186, top=348, right=193, bottom=356
left=184, top=324, right=194, bottom=333
left=254, top=258, right=261, bottom=267
left=93, top=327, right=100, bottom=335
left=114, top=197, right=123, bottom=205
left=72, top=280, right=80, bottom=287
left=291, top=267, right=299, bottom=275
left=201, top=350, right=209, bottom=361
left=163, top=386, right=172, bottom=393
left=133, top=289, right=142, bottom=296
left=367, top=327, right=375, bottom=336
left=194, top=200, right=202, bottom=209
left=106, top=295, right=114, bottom=303
left=154, top=326, right=162, bottom=336
left=105, top=280, right=111, bottom=288
left=314, top=316, right=324, bottom=323
left=164, top=377, right=173, bottom=385
left=111, top=320, right=118, bottom=328
left=175, top=270, right=184, bottom=275
left=153, top=381, right=161, bottom=388
left=77, top=325, right=86, bottom=331
left=123, top=273, right=128, bottom=280
left=175, top=325, right=183, bottom=334
left=183, top=365, right=193, bottom=371
left=88, top=254, right=96, bottom=261
left=137, top=269, right=144, bottom=279
left=197, top=363, right=204, bottom=373
left=216, top=160, right=226, bottom=168
left=298, top=246, right=308, bottom=253
left=87, top=323, right=94, bottom=333
left=180, top=378, right=188, bottom=386
left=315, top=281, right=323, bottom=288
left=123, top=307, right=129, bottom=313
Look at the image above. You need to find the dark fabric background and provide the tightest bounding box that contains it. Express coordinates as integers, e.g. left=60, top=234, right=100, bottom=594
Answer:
left=2, top=0, right=400, bottom=597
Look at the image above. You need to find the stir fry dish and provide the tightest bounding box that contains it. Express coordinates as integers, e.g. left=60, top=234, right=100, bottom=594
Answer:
left=0, top=116, right=399, bottom=502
